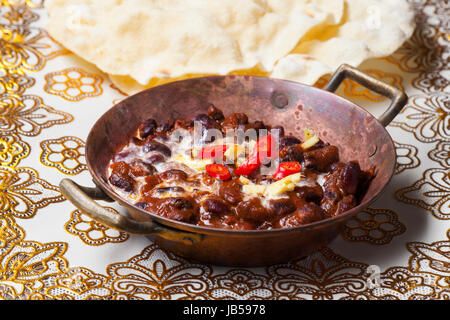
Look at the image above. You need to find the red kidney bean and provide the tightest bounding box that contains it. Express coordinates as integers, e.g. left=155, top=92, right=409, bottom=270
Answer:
left=302, top=145, right=339, bottom=172
left=160, top=169, right=188, bottom=181
left=160, top=197, right=197, bottom=222
left=167, top=197, right=194, bottom=210
left=192, top=113, right=219, bottom=129
left=269, top=198, right=296, bottom=216
left=109, top=173, right=134, bottom=192
left=219, top=179, right=242, bottom=205
left=147, top=154, right=165, bottom=164
left=341, top=161, right=361, bottom=194
left=335, top=195, right=357, bottom=215
left=143, top=141, right=171, bottom=156
left=279, top=203, right=325, bottom=227
left=221, top=113, right=248, bottom=130
left=130, top=160, right=155, bottom=177
left=114, top=150, right=131, bottom=161
left=109, top=161, right=135, bottom=192
left=202, top=198, right=230, bottom=215
left=236, top=198, right=271, bottom=223
left=137, top=118, right=157, bottom=139
left=293, top=185, right=324, bottom=204
left=155, top=120, right=174, bottom=134
left=207, top=104, right=225, bottom=121
left=279, top=136, right=301, bottom=149
left=280, top=144, right=303, bottom=163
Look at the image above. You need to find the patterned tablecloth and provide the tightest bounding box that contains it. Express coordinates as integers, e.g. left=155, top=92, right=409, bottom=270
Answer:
left=0, top=0, right=448, bottom=300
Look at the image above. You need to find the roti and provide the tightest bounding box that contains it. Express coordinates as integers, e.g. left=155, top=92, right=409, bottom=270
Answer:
left=45, top=0, right=415, bottom=94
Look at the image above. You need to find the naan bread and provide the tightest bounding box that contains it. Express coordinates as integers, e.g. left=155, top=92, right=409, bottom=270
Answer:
left=45, top=0, right=414, bottom=95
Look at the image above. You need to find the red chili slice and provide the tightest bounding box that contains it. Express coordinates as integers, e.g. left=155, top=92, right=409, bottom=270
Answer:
left=205, top=164, right=231, bottom=180
left=273, top=161, right=302, bottom=180
left=199, top=144, right=228, bottom=159
left=235, top=135, right=276, bottom=176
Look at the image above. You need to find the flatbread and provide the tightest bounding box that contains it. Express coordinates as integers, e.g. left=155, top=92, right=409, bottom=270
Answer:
left=45, top=0, right=414, bottom=95
left=272, top=0, right=415, bottom=84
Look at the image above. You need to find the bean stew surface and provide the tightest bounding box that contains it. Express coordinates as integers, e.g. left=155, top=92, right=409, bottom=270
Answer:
left=108, top=105, right=374, bottom=230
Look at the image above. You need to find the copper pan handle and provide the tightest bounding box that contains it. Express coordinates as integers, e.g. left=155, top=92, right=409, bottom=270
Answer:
left=59, top=178, right=203, bottom=245
left=323, top=64, right=408, bottom=127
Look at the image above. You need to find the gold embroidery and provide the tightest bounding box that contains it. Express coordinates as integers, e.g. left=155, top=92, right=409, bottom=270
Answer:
left=0, top=25, right=47, bottom=72
left=384, top=22, right=445, bottom=73
left=0, top=1, right=43, bottom=9
left=208, top=270, right=272, bottom=299
left=394, top=141, right=420, bottom=175
left=0, top=215, right=22, bottom=249
left=0, top=165, right=64, bottom=219
left=44, top=68, right=103, bottom=101
left=407, top=235, right=450, bottom=278
left=390, top=93, right=449, bottom=143
left=372, top=268, right=439, bottom=300
left=395, top=168, right=450, bottom=220
left=1, top=3, right=39, bottom=25
left=44, top=267, right=111, bottom=300
left=0, top=68, right=35, bottom=95
left=342, top=207, right=406, bottom=245
left=267, top=248, right=370, bottom=300
left=428, top=141, right=450, bottom=168
left=0, top=215, right=68, bottom=299
left=107, top=244, right=212, bottom=300
left=0, top=0, right=448, bottom=301
left=0, top=133, right=29, bottom=167
left=0, top=94, right=73, bottom=136
left=65, top=207, right=129, bottom=246
left=40, top=136, right=87, bottom=175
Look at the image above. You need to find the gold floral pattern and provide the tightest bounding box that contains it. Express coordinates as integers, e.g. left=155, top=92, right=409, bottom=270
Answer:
left=372, top=267, right=440, bottom=300
left=0, top=0, right=448, bottom=301
left=407, top=234, right=450, bottom=279
left=0, top=133, right=29, bottom=167
left=0, top=215, right=68, bottom=299
left=342, top=208, right=406, bottom=245
left=43, top=267, right=111, bottom=300
left=0, top=215, right=23, bottom=249
left=428, top=141, right=450, bottom=168
left=267, top=248, right=370, bottom=300
left=0, top=25, right=48, bottom=72
left=44, top=68, right=103, bottom=101
left=395, top=168, right=450, bottom=220
left=384, top=14, right=444, bottom=74
left=394, top=141, right=420, bottom=174
left=0, top=68, right=35, bottom=95
left=209, top=270, right=272, bottom=299
left=0, top=165, right=64, bottom=219
left=107, top=245, right=212, bottom=300
left=0, top=94, right=73, bottom=136
left=390, top=93, right=449, bottom=143
left=0, top=1, right=43, bottom=9
left=1, top=3, right=39, bottom=25
left=65, top=208, right=129, bottom=246
left=40, top=136, right=87, bottom=175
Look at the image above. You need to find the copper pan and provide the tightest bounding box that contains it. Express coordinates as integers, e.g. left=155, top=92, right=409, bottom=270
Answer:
left=60, top=64, right=407, bottom=267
